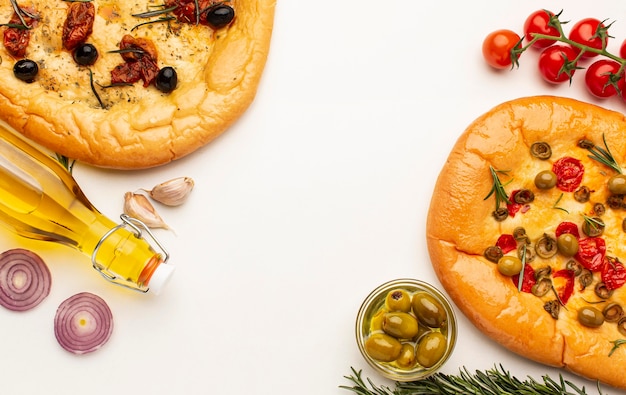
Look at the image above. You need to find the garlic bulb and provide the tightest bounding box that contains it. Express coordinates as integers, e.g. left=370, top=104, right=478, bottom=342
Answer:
left=123, top=192, right=169, bottom=229
left=144, top=177, right=194, bottom=206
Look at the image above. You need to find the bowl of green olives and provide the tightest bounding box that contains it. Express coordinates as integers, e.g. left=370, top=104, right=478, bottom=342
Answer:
left=355, top=279, right=457, bottom=381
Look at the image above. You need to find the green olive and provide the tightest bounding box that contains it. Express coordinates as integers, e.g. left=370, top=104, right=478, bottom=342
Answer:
left=534, top=170, right=557, bottom=189
left=557, top=233, right=579, bottom=257
left=385, top=289, right=412, bottom=312
left=382, top=312, right=419, bottom=339
left=577, top=306, right=605, bottom=328
left=497, top=255, right=522, bottom=276
left=412, top=292, right=447, bottom=328
left=416, top=332, right=447, bottom=368
left=395, top=343, right=417, bottom=369
left=364, top=333, right=402, bottom=362
left=608, top=174, right=626, bottom=195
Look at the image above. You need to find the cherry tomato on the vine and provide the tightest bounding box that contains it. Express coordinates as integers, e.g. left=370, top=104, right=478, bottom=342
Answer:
left=524, top=10, right=560, bottom=49
left=620, top=38, right=626, bottom=59
left=585, top=59, right=623, bottom=98
left=568, top=18, right=608, bottom=59
left=538, top=45, right=578, bottom=84
left=482, top=29, right=521, bottom=69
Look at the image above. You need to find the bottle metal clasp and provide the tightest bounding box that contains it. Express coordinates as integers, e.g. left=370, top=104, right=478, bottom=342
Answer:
left=91, top=214, right=170, bottom=293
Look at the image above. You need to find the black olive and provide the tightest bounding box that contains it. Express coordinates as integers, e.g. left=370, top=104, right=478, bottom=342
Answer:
left=206, top=5, right=235, bottom=29
left=155, top=66, right=178, bottom=93
left=73, top=43, right=99, bottom=66
left=13, top=59, right=38, bottom=83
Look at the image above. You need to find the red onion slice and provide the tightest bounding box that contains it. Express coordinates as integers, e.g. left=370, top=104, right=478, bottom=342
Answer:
left=0, top=248, right=51, bottom=311
left=54, top=292, right=113, bottom=354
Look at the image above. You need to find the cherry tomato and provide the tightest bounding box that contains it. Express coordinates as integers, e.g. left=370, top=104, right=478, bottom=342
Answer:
left=555, top=221, right=580, bottom=239
left=620, top=38, right=626, bottom=59
left=538, top=45, right=578, bottom=84
left=585, top=59, right=623, bottom=98
left=552, top=157, right=584, bottom=192
left=496, top=234, right=516, bottom=254
left=511, top=264, right=535, bottom=293
left=602, top=257, right=626, bottom=290
left=482, top=29, right=521, bottom=69
left=568, top=18, right=607, bottom=59
left=575, top=237, right=606, bottom=271
left=553, top=269, right=575, bottom=304
left=524, top=10, right=560, bottom=49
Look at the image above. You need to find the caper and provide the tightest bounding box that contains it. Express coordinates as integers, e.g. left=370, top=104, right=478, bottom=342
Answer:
left=385, top=289, right=412, bottom=312
left=530, top=142, right=552, bottom=160
left=603, top=303, right=623, bottom=323
left=364, top=333, right=402, bottom=362
left=395, top=343, right=417, bottom=369
left=412, top=292, right=447, bottom=328
left=577, top=306, right=605, bottom=328
left=497, top=255, right=523, bottom=276
left=416, top=332, right=447, bottom=368
left=535, top=234, right=557, bottom=259
left=557, top=234, right=579, bottom=257
left=608, top=174, right=626, bottom=195
left=534, top=170, right=557, bottom=189
left=382, top=312, right=419, bottom=339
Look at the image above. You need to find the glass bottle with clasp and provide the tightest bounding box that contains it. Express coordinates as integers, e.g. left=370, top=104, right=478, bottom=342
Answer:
left=0, top=121, right=174, bottom=294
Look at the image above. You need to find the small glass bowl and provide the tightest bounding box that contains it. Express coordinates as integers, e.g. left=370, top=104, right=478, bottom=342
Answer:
left=355, top=278, right=457, bottom=381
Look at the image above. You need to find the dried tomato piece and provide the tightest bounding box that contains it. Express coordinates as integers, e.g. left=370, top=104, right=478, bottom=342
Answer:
left=495, top=234, right=517, bottom=254
left=62, top=2, right=95, bottom=50
left=555, top=221, right=580, bottom=239
left=602, top=257, right=626, bottom=290
left=575, top=237, right=606, bottom=271
left=552, top=157, right=584, bottom=192
left=553, top=269, right=575, bottom=304
left=111, top=35, right=160, bottom=87
left=2, top=8, right=38, bottom=58
left=165, top=0, right=214, bottom=25
left=512, top=264, right=536, bottom=293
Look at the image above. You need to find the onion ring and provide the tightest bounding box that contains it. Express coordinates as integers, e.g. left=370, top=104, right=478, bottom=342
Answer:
left=0, top=248, right=51, bottom=311
left=54, top=292, right=113, bottom=354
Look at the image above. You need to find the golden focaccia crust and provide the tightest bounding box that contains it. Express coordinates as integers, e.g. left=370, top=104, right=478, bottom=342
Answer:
left=0, top=1, right=275, bottom=169
left=427, top=96, right=626, bottom=390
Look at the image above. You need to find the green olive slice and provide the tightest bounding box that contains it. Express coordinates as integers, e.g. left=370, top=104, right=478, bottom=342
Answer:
left=530, top=142, right=552, bottom=160
left=603, top=303, right=623, bottom=323
left=535, top=234, right=557, bottom=259
left=582, top=216, right=605, bottom=237
left=532, top=278, right=552, bottom=297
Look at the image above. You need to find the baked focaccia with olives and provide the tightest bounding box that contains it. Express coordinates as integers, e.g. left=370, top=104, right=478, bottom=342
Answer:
left=427, top=96, right=626, bottom=390
left=0, top=0, right=275, bottom=169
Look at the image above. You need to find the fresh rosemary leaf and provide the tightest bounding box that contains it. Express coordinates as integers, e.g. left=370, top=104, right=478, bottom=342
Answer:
left=340, top=365, right=604, bottom=395
left=132, top=6, right=177, bottom=18
left=484, top=166, right=512, bottom=211
left=580, top=134, right=622, bottom=174
left=609, top=339, right=626, bottom=357
left=55, top=154, right=75, bottom=173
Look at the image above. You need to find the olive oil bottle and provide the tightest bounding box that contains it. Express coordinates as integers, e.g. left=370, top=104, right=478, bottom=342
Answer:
left=0, top=121, right=174, bottom=294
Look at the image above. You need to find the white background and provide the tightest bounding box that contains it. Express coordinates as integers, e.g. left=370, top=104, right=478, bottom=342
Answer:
left=2, top=1, right=626, bottom=394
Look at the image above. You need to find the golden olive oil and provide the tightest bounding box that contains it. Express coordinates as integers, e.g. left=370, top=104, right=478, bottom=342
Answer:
left=0, top=122, right=172, bottom=293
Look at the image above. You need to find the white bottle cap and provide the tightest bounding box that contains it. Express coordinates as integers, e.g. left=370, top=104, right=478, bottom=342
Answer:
left=147, top=263, right=175, bottom=295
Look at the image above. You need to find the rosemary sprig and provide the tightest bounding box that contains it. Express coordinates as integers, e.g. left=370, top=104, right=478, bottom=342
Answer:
left=88, top=69, right=105, bottom=110
left=340, top=366, right=604, bottom=395
left=484, top=166, right=512, bottom=211
left=55, top=154, right=75, bottom=173
left=579, top=134, right=622, bottom=174
left=9, top=0, right=38, bottom=29
left=552, top=193, right=569, bottom=213
left=132, top=5, right=178, bottom=19
left=582, top=214, right=604, bottom=232
left=609, top=339, right=626, bottom=357
left=517, top=244, right=527, bottom=292
left=131, top=16, right=176, bottom=32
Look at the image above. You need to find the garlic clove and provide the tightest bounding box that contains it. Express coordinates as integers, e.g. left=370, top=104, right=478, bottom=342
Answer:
left=123, top=192, right=169, bottom=229
left=144, top=177, right=194, bottom=206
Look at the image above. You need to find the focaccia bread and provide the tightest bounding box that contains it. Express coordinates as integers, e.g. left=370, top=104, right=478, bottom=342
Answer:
left=0, top=0, right=275, bottom=168
left=427, top=96, right=626, bottom=390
